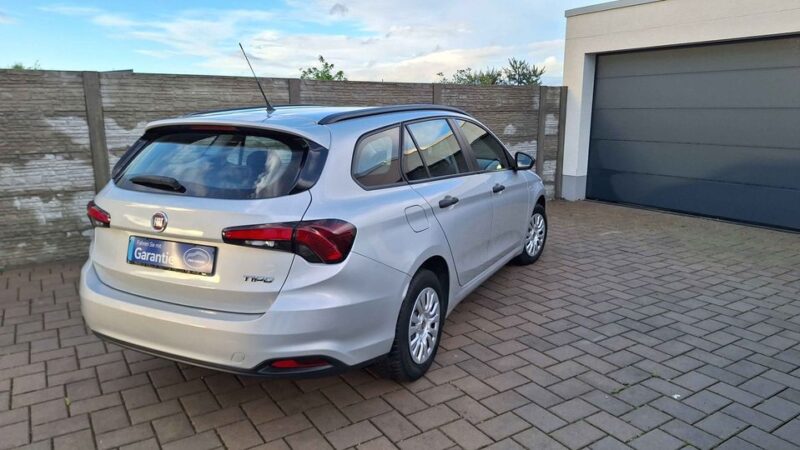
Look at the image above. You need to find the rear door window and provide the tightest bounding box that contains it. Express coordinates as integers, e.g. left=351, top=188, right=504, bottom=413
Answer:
left=455, top=120, right=511, bottom=171
left=406, top=119, right=469, bottom=178
left=402, top=128, right=429, bottom=181
left=352, top=127, right=403, bottom=187
left=117, top=130, right=308, bottom=199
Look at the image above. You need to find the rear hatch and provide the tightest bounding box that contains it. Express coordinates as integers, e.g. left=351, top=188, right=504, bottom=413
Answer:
left=90, top=125, right=324, bottom=314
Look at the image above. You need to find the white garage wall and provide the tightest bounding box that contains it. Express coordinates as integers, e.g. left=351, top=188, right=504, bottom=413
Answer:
left=561, top=0, right=800, bottom=200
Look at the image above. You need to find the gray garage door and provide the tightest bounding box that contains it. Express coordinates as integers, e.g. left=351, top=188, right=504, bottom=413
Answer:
left=587, top=36, right=800, bottom=230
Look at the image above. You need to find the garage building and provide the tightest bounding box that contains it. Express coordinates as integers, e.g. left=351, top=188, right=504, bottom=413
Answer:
left=561, top=0, right=800, bottom=230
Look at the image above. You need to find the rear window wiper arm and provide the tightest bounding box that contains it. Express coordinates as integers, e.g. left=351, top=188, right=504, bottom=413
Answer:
left=129, top=175, right=187, bottom=193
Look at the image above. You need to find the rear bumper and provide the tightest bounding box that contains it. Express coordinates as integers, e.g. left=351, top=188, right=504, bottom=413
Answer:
left=80, top=254, right=409, bottom=374
left=92, top=331, right=371, bottom=378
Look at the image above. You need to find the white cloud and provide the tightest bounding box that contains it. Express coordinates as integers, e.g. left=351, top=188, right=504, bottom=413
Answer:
left=91, top=14, right=138, bottom=28
left=38, top=5, right=102, bottom=16
left=0, top=10, right=15, bottom=24
left=329, top=3, right=349, bottom=16
left=41, top=1, right=573, bottom=83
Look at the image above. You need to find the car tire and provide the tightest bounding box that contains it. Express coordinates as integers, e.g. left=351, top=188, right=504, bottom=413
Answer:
left=380, top=269, right=444, bottom=381
left=513, top=204, right=547, bottom=265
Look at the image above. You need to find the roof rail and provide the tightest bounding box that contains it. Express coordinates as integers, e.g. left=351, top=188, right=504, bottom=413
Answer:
left=318, top=104, right=471, bottom=125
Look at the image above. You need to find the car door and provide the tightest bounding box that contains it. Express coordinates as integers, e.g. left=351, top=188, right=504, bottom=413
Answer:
left=403, top=119, right=494, bottom=285
left=453, top=120, right=530, bottom=261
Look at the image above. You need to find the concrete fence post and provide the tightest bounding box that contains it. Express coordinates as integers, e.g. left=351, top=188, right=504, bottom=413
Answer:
left=288, top=78, right=301, bottom=104
left=82, top=71, right=110, bottom=192
left=432, top=84, right=442, bottom=104
left=535, top=85, right=547, bottom=177
left=555, top=86, right=568, bottom=199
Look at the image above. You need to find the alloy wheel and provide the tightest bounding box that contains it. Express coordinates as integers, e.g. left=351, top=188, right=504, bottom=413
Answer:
left=408, top=287, right=440, bottom=364
left=525, top=212, right=546, bottom=257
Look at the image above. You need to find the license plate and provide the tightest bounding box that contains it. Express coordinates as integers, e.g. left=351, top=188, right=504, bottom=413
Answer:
left=127, top=236, right=217, bottom=276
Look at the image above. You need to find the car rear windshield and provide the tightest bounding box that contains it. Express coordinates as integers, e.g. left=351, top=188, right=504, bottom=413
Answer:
left=116, top=130, right=309, bottom=199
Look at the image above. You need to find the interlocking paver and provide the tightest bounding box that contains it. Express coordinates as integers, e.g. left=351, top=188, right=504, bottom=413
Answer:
left=739, top=425, right=799, bottom=450
left=481, top=390, right=529, bottom=414
left=550, top=398, right=598, bottom=422
left=550, top=420, right=605, bottom=449
left=2, top=201, right=800, bottom=448
left=722, top=402, right=782, bottom=432
left=407, top=404, right=457, bottom=431
left=95, top=422, right=154, bottom=450
left=756, top=395, right=800, bottom=421
left=256, top=413, right=312, bottom=442
left=53, top=429, right=95, bottom=450
left=621, top=405, right=671, bottom=431
left=512, top=427, right=567, bottom=450
left=695, top=411, right=748, bottom=439
left=0, top=421, right=29, bottom=449
left=628, top=429, right=682, bottom=450
left=684, top=390, right=732, bottom=414
left=161, top=430, right=221, bottom=450
left=446, top=395, right=494, bottom=424
left=659, top=419, right=719, bottom=450
left=91, top=404, right=130, bottom=434
left=477, top=412, right=530, bottom=440
left=305, top=404, right=350, bottom=433
left=440, top=419, right=492, bottom=450
left=151, top=413, right=194, bottom=444
left=585, top=411, right=641, bottom=442
left=774, top=418, right=800, bottom=443
left=371, top=410, right=420, bottom=441
left=326, top=420, right=382, bottom=449
left=286, top=428, right=333, bottom=450
left=397, top=429, right=454, bottom=450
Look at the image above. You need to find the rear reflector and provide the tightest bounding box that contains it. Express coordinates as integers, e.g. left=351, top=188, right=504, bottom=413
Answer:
left=270, top=358, right=331, bottom=369
left=87, top=201, right=110, bottom=228
left=222, top=219, right=356, bottom=264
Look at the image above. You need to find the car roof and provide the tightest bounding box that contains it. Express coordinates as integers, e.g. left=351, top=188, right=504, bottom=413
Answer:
left=144, top=105, right=472, bottom=145
left=146, top=104, right=468, bottom=129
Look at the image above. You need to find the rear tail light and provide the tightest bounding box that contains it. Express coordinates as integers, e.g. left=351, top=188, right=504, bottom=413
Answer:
left=222, top=219, right=356, bottom=264
left=87, top=201, right=110, bottom=228
left=270, top=358, right=331, bottom=369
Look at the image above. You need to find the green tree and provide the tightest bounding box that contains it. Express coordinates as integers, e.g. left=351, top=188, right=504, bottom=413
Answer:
left=437, top=58, right=544, bottom=86
left=8, top=61, right=42, bottom=70
left=436, top=67, right=504, bottom=85
left=299, top=55, right=347, bottom=81
left=503, top=57, right=545, bottom=85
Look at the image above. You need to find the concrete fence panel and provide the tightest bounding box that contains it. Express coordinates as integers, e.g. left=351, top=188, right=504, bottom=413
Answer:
left=0, top=69, right=564, bottom=267
left=0, top=70, right=96, bottom=268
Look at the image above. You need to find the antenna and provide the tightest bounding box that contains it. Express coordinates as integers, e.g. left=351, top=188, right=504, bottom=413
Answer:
left=238, top=42, right=274, bottom=113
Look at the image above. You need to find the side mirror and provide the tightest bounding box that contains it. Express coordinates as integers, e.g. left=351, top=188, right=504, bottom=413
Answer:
left=514, top=152, right=535, bottom=171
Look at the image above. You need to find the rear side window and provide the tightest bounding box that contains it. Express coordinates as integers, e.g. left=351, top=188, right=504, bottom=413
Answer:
left=456, top=120, right=510, bottom=171
left=406, top=119, right=469, bottom=178
left=352, top=127, right=403, bottom=187
left=117, top=130, right=308, bottom=199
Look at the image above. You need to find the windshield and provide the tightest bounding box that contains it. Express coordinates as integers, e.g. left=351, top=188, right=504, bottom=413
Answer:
left=117, top=130, right=308, bottom=199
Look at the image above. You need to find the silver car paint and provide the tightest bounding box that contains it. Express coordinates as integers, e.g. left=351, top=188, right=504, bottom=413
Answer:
left=313, top=110, right=543, bottom=311
left=80, top=106, right=545, bottom=370
left=90, top=187, right=312, bottom=314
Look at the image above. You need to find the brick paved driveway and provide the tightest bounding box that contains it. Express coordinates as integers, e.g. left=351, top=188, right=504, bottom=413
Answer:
left=2, top=201, right=800, bottom=450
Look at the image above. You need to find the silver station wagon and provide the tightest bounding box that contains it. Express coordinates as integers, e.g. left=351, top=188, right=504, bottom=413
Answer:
left=80, top=104, right=548, bottom=380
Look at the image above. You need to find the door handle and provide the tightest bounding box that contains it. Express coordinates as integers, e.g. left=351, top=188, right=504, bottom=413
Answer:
left=438, top=195, right=459, bottom=208
left=492, top=183, right=506, bottom=193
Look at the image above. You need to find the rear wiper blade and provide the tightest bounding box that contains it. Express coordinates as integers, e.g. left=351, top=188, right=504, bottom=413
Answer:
left=129, top=175, right=186, bottom=193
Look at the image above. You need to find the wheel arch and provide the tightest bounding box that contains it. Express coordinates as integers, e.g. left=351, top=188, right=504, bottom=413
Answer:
left=408, top=254, right=454, bottom=316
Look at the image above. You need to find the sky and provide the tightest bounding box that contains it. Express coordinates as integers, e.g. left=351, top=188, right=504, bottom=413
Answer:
left=0, top=0, right=599, bottom=84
